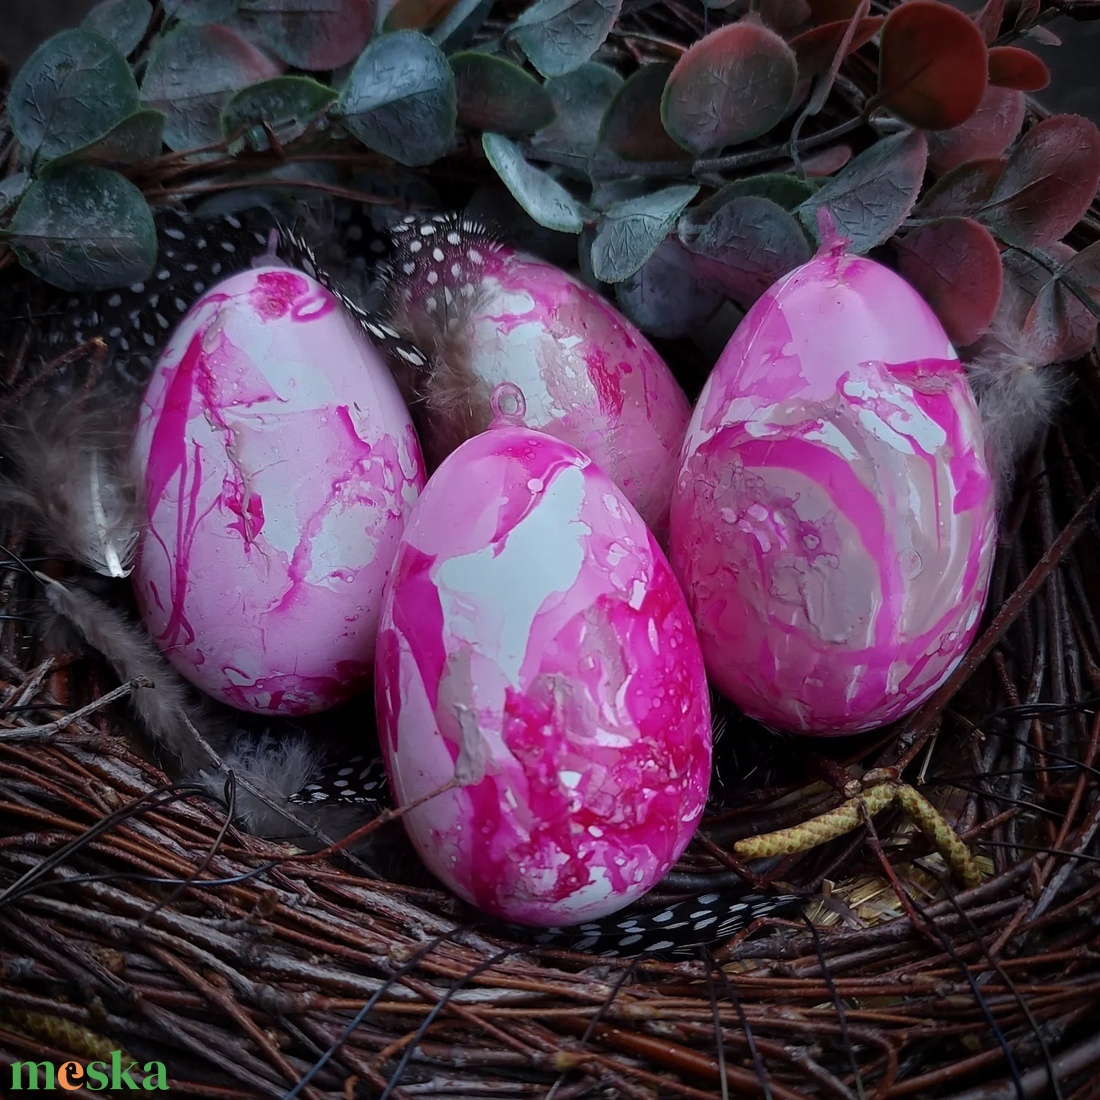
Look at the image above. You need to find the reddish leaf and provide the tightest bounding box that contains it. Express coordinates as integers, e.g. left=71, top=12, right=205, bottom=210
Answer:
left=981, top=114, right=1100, bottom=247
left=790, top=16, right=882, bottom=77
left=384, top=0, right=460, bottom=31
left=987, top=46, right=1050, bottom=91
left=245, top=0, right=373, bottom=70
left=927, top=84, right=1025, bottom=175
left=894, top=217, right=1002, bottom=345
left=806, top=0, right=862, bottom=23
left=918, top=156, right=1006, bottom=217
left=975, top=0, right=1005, bottom=43
left=599, top=62, right=687, bottom=162
left=760, top=0, right=812, bottom=34
left=802, top=143, right=852, bottom=175
left=661, top=20, right=798, bottom=155
left=877, top=1, right=988, bottom=130
left=991, top=244, right=1095, bottom=364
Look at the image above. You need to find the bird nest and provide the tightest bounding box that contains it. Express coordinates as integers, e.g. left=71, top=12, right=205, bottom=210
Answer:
left=2, top=3, right=1100, bottom=1097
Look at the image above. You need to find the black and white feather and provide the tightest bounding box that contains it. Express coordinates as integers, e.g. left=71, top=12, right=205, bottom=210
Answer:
left=287, top=750, right=389, bottom=807
left=518, top=891, right=804, bottom=958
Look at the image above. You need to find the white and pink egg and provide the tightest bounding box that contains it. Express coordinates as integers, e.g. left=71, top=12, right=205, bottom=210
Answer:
left=385, top=214, right=691, bottom=541
left=132, top=265, right=425, bottom=715
left=670, top=236, right=997, bottom=734
left=374, top=387, right=712, bottom=925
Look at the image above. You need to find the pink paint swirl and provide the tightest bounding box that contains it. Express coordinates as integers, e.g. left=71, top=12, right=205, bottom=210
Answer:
left=132, top=266, right=425, bottom=715
left=670, top=245, right=997, bottom=733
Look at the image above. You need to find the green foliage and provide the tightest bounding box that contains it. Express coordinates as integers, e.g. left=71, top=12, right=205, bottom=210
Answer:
left=0, top=0, right=1096, bottom=359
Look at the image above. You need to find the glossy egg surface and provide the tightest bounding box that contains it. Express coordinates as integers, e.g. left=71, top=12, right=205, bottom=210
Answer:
left=133, top=266, right=425, bottom=714
left=670, top=243, right=997, bottom=733
left=390, top=217, right=692, bottom=541
left=375, top=424, right=711, bottom=925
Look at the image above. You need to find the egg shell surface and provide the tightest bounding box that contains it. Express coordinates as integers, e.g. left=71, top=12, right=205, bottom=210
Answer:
left=375, top=425, right=712, bottom=926
left=401, top=235, right=691, bottom=541
left=133, top=265, right=425, bottom=714
left=670, top=243, right=997, bottom=733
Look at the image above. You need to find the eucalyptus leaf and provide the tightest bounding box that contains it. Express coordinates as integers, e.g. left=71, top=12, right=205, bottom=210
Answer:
left=164, top=0, right=239, bottom=21
left=510, top=0, right=622, bottom=79
left=590, top=183, right=699, bottom=282
left=141, top=23, right=282, bottom=151
left=482, top=132, right=588, bottom=233
left=49, top=109, right=166, bottom=168
left=82, top=0, right=152, bottom=56
left=334, top=31, right=456, bottom=167
left=597, top=62, right=687, bottom=164
left=797, top=128, right=928, bottom=252
left=431, top=0, right=492, bottom=46
left=681, top=195, right=811, bottom=307
left=0, top=173, right=29, bottom=215
left=616, top=237, right=723, bottom=338
left=241, top=0, right=373, bottom=70
left=6, top=166, right=157, bottom=292
left=529, top=63, right=622, bottom=176
left=222, top=76, right=337, bottom=150
left=694, top=173, right=816, bottom=221
left=8, top=29, right=140, bottom=166
left=661, top=22, right=798, bottom=155
left=451, top=52, right=555, bottom=135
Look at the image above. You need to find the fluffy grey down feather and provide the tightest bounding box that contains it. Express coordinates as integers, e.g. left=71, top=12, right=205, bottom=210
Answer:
left=40, top=575, right=209, bottom=772
left=196, top=733, right=368, bottom=844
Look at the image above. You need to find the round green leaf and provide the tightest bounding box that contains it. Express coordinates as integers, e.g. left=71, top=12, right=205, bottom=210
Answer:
left=49, top=109, right=166, bottom=168
left=482, top=132, right=588, bottom=233
left=590, top=183, right=699, bottom=283
left=82, top=0, right=153, bottom=56
left=510, top=0, right=622, bottom=79
left=334, top=31, right=456, bottom=167
left=222, top=76, right=337, bottom=149
left=451, top=52, right=554, bottom=135
left=0, top=173, right=30, bottom=216
left=164, top=0, right=240, bottom=21
left=598, top=62, right=686, bottom=164
left=797, top=128, right=928, bottom=253
left=140, top=23, right=282, bottom=151
left=8, top=29, right=140, bottom=166
left=680, top=195, right=811, bottom=307
left=240, top=0, right=373, bottom=70
left=661, top=21, right=798, bottom=156
left=7, top=166, right=157, bottom=292
left=530, top=62, right=622, bottom=176
left=695, top=173, right=816, bottom=220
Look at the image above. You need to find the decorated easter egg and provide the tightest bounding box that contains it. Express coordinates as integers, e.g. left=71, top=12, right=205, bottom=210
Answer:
left=385, top=213, right=691, bottom=540
left=133, top=265, right=426, bottom=714
left=670, top=240, right=997, bottom=734
left=375, top=388, right=711, bottom=925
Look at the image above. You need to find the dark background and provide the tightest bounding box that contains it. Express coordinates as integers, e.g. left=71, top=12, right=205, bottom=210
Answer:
left=1, top=1, right=1098, bottom=122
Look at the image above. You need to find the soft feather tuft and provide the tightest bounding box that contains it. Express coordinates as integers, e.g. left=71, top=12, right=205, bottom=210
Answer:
left=1, top=390, right=143, bottom=578
left=383, top=212, right=506, bottom=467
left=197, top=732, right=369, bottom=842
left=37, top=574, right=209, bottom=771
left=964, top=330, right=1071, bottom=499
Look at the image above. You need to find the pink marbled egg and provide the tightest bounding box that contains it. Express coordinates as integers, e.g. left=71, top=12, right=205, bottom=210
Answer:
left=388, top=216, right=691, bottom=541
left=670, top=241, right=997, bottom=734
left=375, top=414, right=711, bottom=925
left=133, top=266, right=425, bottom=715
